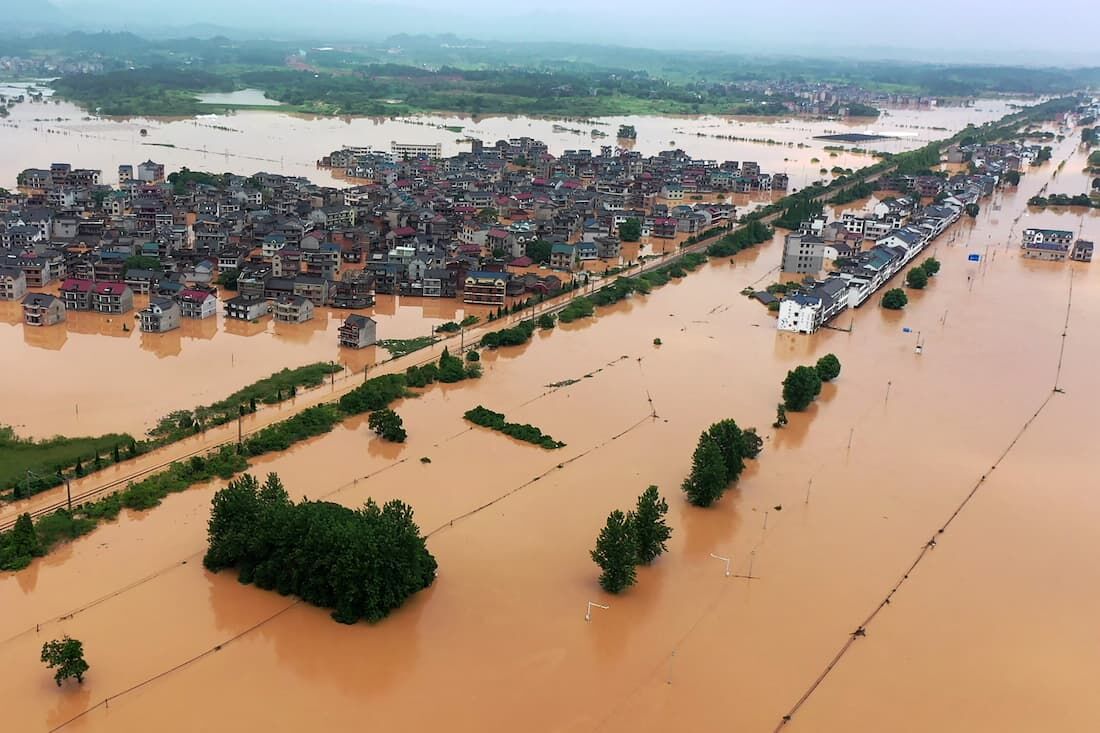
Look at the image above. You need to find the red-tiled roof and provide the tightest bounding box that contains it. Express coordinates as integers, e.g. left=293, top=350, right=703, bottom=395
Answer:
left=60, top=278, right=93, bottom=292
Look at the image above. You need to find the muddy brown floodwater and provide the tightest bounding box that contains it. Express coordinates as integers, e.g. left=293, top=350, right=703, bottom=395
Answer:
left=1, top=132, right=1098, bottom=732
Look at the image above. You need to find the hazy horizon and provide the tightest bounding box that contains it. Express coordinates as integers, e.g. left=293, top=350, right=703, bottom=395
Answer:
left=13, top=0, right=1097, bottom=67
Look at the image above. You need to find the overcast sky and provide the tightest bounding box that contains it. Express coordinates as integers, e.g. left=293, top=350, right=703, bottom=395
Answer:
left=47, top=0, right=1099, bottom=65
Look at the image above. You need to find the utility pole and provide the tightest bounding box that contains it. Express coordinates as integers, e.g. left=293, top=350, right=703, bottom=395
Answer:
left=237, top=404, right=244, bottom=446
left=56, top=470, right=72, bottom=512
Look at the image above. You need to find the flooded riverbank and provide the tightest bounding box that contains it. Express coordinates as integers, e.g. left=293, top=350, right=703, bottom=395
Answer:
left=1, top=132, right=1096, bottom=732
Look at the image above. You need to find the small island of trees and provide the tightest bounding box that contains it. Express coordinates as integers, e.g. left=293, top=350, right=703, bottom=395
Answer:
left=204, top=472, right=436, bottom=624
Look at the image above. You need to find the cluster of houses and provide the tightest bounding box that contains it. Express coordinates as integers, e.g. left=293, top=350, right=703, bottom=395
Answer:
left=736, top=79, right=938, bottom=116
left=776, top=174, right=997, bottom=334
left=1, top=138, right=773, bottom=346
left=1021, top=229, right=1093, bottom=263
left=946, top=140, right=1046, bottom=177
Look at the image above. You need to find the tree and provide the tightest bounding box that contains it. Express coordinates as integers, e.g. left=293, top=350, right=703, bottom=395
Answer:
left=921, top=257, right=941, bottom=276
left=681, top=434, right=729, bottom=507
left=619, top=218, right=642, bottom=242
left=537, top=313, right=556, bottom=330
left=782, top=366, right=822, bottom=412
left=368, top=409, right=407, bottom=443
left=124, top=255, right=161, bottom=271
left=906, top=267, right=928, bottom=289
left=965, top=203, right=980, bottom=218
left=1005, top=170, right=1021, bottom=186
left=40, top=637, right=89, bottom=686
left=705, top=419, right=747, bottom=484
left=477, top=207, right=499, bottom=224
left=882, top=288, right=908, bottom=310
left=590, top=510, right=637, bottom=593
left=527, top=240, right=552, bottom=264
left=631, top=486, right=671, bottom=565
left=10, top=513, right=41, bottom=562
left=773, top=403, right=789, bottom=428
left=216, top=268, right=240, bottom=290
left=815, top=353, right=842, bottom=382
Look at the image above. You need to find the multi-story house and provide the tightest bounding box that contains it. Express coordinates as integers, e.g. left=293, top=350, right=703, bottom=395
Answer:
left=0, top=266, right=28, bottom=300
left=22, top=293, right=66, bottom=326
left=339, top=314, right=377, bottom=349
left=91, top=282, right=134, bottom=314
left=178, top=289, right=218, bottom=319
left=224, top=294, right=270, bottom=320
left=463, top=271, right=508, bottom=307
left=139, top=297, right=181, bottom=333
left=273, top=294, right=314, bottom=323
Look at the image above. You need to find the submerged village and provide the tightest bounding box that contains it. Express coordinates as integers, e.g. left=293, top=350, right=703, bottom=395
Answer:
left=2, top=138, right=791, bottom=346
left=3, top=127, right=1094, bottom=347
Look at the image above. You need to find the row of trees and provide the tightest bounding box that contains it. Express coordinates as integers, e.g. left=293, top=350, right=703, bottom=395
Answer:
left=204, top=473, right=436, bottom=624
left=463, top=406, right=566, bottom=449
left=591, top=486, right=672, bottom=593
left=781, top=354, right=842, bottom=414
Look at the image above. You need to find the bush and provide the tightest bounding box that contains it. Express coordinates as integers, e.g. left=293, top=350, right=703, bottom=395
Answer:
left=558, top=297, right=595, bottom=323
left=906, top=268, right=929, bottom=289
left=782, top=366, right=823, bottom=412
left=815, top=353, right=842, bottom=382
left=481, top=320, right=536, bottom=349
left=465, top=350, right=480, bottom=362
left=882, top=288, right=908, bottom=310
left=368, top=409, right=406, bottom=443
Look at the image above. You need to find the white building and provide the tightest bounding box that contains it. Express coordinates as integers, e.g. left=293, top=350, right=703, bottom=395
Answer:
left=390, top=141, right=443, bottom=160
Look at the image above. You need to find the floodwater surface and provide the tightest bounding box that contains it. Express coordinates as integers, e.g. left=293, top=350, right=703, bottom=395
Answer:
left=1, top=131, right=1097, bottom=731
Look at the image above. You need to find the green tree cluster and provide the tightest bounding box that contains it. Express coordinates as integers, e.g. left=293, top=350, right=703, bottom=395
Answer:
left=681, top=419, right=762, bottom=507
left=481, top=319, right=536, bottom=349
left=591, top=486, right=672, bottom=593
left=0, top=513, right=41, bottom=570
left=204, top=473, right=436, bottom=623
left=368, top=409, right=406, bottom=443
left=619, top=218, right=642, bottom=242
left=705, top=220, right=773, bottom=257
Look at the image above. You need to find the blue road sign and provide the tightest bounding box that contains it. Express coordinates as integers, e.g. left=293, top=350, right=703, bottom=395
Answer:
left=968, top=253, right=981, bottom=262
left=902, top=327, right=912, bottom=333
